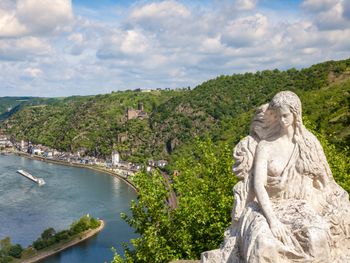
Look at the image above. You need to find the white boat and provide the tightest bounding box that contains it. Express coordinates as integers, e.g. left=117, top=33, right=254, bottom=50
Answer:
left=17, top=169, right=45, bottom=186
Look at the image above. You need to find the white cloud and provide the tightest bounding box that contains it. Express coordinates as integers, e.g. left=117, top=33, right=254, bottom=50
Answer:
left=301, top=0, right=335, bottom=12
left=0, top=0, right=73, bottom=37
left=129, top=1, right=190, bottom=20
left=302, top=47, right=318, bottom=55
left=67, top=33, right=86, bottom=55
left=199, top=36, right=224, bottom=53
left=97, top=28, right=152, bottom=60
left=24, top=67, right=43, bottom=78
left=1, top=0, right=350, bottom=97
left=0, top=9, right=27, bottom=37
left=235, top=0, right=257, bottom=11
left=68, top=33, right=84, bottom=44
left=121, top=30, right=150, bottom=54
left=314, top=1, right=349, bottom=30
left=301, top=0, right=350, bottom=30
left=221, top=14, right=269, bottom=47
left=0, top=37, right=52, bottom=60
left=127, top=0, right=194, bottom=39
left=217, top=0, right=257, bottom=18
left=0, top=0, right=15, bottom=9
left=344, top=0, right=350, bottom=20
left=281, top=21, right=324, bottom=49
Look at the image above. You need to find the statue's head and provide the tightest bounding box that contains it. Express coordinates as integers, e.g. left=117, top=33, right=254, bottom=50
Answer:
left=250, top=103, right=269, bottom=139
left=250, top=103, right=279, bottom=140
left=269, top=91, right=302, bottom=131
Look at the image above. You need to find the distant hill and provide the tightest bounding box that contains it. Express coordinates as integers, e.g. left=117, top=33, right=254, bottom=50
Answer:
left=2, top=91, right=183, bottom=160
left=0, top=97, right=34, bottom=120
left=2, top=58, right=349, bottom=162
left=152, top=59, right=350, bottom=158
left=0, top=97, right=59, bottom=121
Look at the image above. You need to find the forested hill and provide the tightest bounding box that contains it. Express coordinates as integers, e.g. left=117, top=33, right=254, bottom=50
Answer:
left=0, top=97, right=56, bottom=121
left=152, top=58, right=350, bottom=160
left=2, top=58, right=350, bottom=162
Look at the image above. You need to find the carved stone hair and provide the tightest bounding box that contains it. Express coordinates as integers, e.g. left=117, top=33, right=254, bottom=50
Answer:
left=269, top=90, right=302, bottom=128
left=269, top=90, right=331, bottom=181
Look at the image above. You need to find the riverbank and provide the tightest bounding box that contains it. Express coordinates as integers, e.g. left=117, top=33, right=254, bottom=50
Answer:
left=17, top=220, right=105, bottom=263
left=13, top=151, right=138, bottom=192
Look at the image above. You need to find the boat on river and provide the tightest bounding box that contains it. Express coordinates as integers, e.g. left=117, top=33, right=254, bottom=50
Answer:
left=17, top=169, right=45, bottom=186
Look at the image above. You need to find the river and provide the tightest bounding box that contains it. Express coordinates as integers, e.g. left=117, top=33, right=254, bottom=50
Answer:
left=0, top=154, right=137, bottom=263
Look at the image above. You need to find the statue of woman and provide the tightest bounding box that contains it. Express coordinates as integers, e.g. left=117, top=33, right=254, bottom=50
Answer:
left=202, top=91, right=350, bottom=263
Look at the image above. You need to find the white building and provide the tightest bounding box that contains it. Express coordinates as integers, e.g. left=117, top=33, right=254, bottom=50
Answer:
left=112, top=151, right=120, bottom=166
left=32, top=148, right=43, bottom=155
left=0, top=136, right=13, bottom=148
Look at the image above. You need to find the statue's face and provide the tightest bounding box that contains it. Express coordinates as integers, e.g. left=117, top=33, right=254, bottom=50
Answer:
left=277, top=105, right=294, bottom=128
left=264, top=108, right=277, bottom=127
left=251, top=104, right=277, bottom=139
left=251, top=104, right=268, bottom=138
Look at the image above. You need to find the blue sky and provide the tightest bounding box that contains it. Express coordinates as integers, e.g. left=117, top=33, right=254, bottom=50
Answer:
left=0, top=0, right=349, bottom=97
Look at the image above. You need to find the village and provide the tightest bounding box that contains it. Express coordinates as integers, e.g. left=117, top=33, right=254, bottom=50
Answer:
left=0, top=132, right=168, bottom=181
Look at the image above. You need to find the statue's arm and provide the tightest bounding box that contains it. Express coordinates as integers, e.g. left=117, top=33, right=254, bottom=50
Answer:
left=253, top=142, right=277, bottom=226
left=254, top=142, right=290, bottom=244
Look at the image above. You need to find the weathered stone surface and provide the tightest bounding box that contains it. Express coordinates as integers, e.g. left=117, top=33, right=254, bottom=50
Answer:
left=201, top=91, right=350, bottom=263
left=170, top=260, right=200, bottom=263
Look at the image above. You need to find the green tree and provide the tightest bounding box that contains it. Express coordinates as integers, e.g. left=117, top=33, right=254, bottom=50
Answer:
left=8, top=244, right=23, bottom=259
left=0, top=237, right=11, bottom=254
left=70, top=215, right=91, bottom=234
left=113, top=139, right=237, bottom=263
left=20, top=247, right=36, bottom=260
left=0, top=255, right=12, bottom=263
left=304, top=118, right=350, bottom=193
left=0, top=237, right=23, bottom=261
left=41, top=228, right=56, bottom=240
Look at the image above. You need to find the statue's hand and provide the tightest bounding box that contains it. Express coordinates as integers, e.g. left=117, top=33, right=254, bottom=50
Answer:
left=269, top=219, right=290, bottom=245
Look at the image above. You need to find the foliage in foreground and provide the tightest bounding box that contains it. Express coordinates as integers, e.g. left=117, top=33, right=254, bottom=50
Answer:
left=114, top=130, right=349, bottom=263
left=112, top=139, right=237, bottom=263
left=304, top=119, right=350, bottom=194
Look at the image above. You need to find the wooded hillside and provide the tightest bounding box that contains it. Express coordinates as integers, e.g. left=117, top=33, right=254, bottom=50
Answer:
left=2, top=58, right=349, bottom=163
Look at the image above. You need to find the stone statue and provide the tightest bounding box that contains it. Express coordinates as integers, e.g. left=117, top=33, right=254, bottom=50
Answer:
left=202, top=91, right=350, bottom=263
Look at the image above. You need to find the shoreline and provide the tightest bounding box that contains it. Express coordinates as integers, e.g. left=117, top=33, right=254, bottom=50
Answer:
left=0, top=151, right=138, bottom=261
left=20, top=220, right=105, bottom=263
left=12, top=151, right=138, bottom=192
